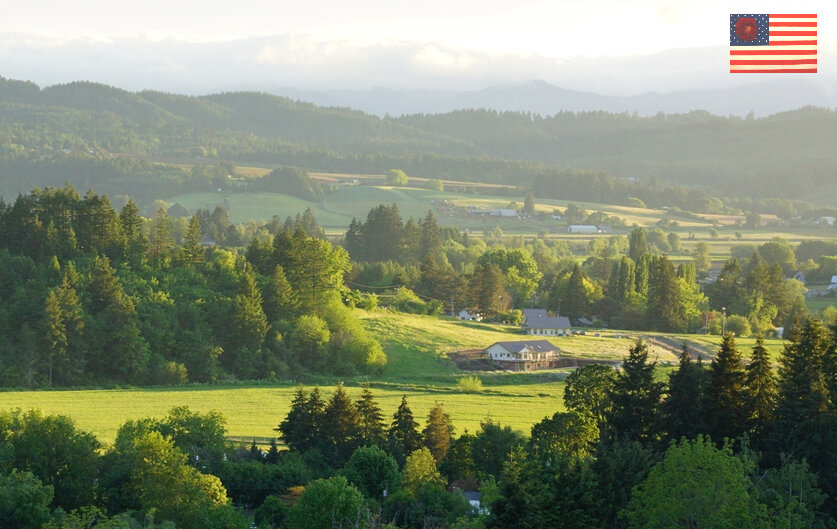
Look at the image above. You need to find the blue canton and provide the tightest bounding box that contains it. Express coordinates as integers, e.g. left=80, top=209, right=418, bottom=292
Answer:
left=730, top=14, right=770, bottom=46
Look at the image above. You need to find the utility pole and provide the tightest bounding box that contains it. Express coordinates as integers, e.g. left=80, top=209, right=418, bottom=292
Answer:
left=722, top=306, right=727, bottom=335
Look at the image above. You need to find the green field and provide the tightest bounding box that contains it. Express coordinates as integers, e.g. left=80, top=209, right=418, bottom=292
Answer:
left=0, top=310, right=789, bottom=445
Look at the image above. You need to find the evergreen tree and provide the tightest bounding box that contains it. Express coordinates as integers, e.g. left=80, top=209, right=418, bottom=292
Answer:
left=355, top=383, right=386, bottom=447
left=703, top=333, right=748, bottom=443
left=744, top=336, right=777, bottom=445
left=607, top=339, right=664, bottom=444
left=634, top=254, right=650, bottom=297
left=148, top=207, right=173, bottom=260
left=646, top=255, right=685, bottom=332
left=322, top=382, right=362, bottom=465
left=42, top=278, right=85, bottom=386
left=119, top=199, right=147, bottom=263
left=562, top=264, right=589, bottom=320
left=473, top=262, right=505, bottom=314
left=388, top=395, right=422, bottom=466
left=277, top=386, right=325, bottom=452
left=628, top=227, right=649, bottom=263
left=523, top=192, right=536, bottom=216
left=180, top=215, right=204, bottom=264
left=662, top=345, right=706, bottom=442
left=226, top=268, right=268, bottom=377
left=774, top=319, right=831, bottom=438
left=423, top=402, right=455, bottom=464
left=262, top=264, right=299, bottom=323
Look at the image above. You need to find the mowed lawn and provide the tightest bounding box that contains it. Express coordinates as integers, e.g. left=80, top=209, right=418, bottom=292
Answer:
left=0, top=383, right=565, bottom=446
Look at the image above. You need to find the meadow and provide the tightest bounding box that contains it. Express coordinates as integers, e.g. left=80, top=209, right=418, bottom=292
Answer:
left=0, top=310, right=788, bottom=445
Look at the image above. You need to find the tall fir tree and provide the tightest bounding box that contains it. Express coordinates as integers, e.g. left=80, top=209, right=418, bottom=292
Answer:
left=423, top=402, right=455, bottom=464
left=355, top=383, right=386, bottom=447
left=646, top=255, right=685, bottom=332
left=277, top=386, right=325, bottom=452
left=562, top=264, right=589, bottom=321
left=180, top=215, right=204, bottom=264
left=388, top=395, right=422, bottom=466
left=703, top=333, right=748, bottom=443
left=119, top=199, right=147, bottom=263
left=262, top=264, right=299, bottom=324
left=662, top=345, right=706, bottom=442
left=606, top=339, right=663, bottom=445
left=744, top=335, right=777, bottom=445
left=322, top=382, right=362, bottom=465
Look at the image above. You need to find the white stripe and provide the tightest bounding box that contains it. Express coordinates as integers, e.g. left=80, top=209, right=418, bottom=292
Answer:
left=733, top=45, right=816, bottom=50
left=770, top=17, right=817, bottom=23
left=731, top=64, right=816, bottom=70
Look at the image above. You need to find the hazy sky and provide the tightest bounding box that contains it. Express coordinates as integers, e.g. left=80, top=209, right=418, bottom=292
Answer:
left=0, top=0, right=833, bottom=94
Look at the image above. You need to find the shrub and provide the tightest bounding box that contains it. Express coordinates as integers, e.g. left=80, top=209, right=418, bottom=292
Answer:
left=456, top=376, right=483, bottom=393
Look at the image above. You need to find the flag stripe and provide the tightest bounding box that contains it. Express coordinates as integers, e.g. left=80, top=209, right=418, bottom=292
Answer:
left=730, top=68, right=817, bottom=73
left=769, top=13, right=817, bottom=17
left=769, top=21, right=817, bottom=27
left=770, top=40, right=816, bottom=46
left=730, top=59, right=817, bottom=65
left=770, top=30, right=817, bottom=36
left=731, top=49, right=816, bottom=55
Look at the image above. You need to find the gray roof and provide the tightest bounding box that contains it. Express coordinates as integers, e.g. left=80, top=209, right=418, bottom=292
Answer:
left=492, top=340, right=558, bottom=354
left=522, top=309, right=571, bottom=329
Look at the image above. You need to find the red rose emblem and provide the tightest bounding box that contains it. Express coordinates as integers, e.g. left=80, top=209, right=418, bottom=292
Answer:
left=735, top=17, right=758, bottom=41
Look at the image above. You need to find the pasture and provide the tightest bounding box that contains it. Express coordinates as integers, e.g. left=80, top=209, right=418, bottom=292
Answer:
left=0, top=310, right=788, bottom=445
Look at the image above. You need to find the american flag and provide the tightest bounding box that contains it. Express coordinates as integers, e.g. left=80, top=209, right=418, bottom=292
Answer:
left=730, top=14, right=817, bottom=73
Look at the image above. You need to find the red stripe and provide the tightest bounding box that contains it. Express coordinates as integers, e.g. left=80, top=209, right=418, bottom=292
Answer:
left=730, top=59, right=817, bottom=65
left=769, top=22, right=817, bottom=27
left=769, top=13, right=817, bottom=18
left=731, top=49, right=816, bottom=55
left=770, top=30, right=817, bottom=36
left=770, top=40, right=817, bottom=45
left=731, top=68, right=817, bottom=73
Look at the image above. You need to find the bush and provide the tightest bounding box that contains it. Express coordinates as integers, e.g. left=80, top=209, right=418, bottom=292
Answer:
left=456, top=376, right=483, bottom=393
left=725, top=315, right=751, bottom=337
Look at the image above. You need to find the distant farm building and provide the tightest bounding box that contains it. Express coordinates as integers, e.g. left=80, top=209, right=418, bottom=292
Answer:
left=458, top=309, right=483, bottom=321
left=486, top=340, right=560, bottom=371
left=568, top=225, right=599, bottom=234
left=522, top=309, right=571, bottom=336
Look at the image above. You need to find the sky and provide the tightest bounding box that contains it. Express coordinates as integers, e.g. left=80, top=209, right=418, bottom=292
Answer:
left=0, top=0, right=833, bottom=95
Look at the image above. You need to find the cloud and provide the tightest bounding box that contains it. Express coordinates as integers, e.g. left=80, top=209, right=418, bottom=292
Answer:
left=0, top=33, right=833, bottom=98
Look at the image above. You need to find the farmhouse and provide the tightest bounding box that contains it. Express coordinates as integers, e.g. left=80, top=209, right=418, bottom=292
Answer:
left=521, top=309, right=571, bottom=336
left=486, top=340, right=559, bottom=371
left=458, top=309, right=483, bottom=321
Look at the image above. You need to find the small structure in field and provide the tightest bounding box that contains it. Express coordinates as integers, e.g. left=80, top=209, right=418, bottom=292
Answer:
left=485, top=340, right=559, bottom=371
left=568, top=225, right=599, bottom=234
left=522, top=309, right=571, bottom=336
left=458, top=309, right=483, bottom=321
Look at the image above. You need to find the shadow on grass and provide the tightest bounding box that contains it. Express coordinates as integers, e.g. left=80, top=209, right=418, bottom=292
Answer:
left=454, top=321, right=520, bottom=334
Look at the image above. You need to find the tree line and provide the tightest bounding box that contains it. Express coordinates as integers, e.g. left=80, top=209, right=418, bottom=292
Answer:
left=0, top=184, right=384, bottom=388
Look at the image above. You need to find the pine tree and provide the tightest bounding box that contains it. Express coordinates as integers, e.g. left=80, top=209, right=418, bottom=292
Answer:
left=355, top=384, right=386, bottom=447
left=423, top=402, right=455, bottom=463
left=322, top=382, right=362, bottom=465
left=226, top=269, right=268, bottom=376
left=418, top=210, right=444, bottom=263
left=703, top=333, right=747, bottom=443
left=774, top=319, right=830, bottom=435
left=606, top=339, right=663, bottom=444
left=180, top=215, right=204, bottom=264
left=148, top=207, right=173, bottom=260
left=744, top=335, right=777, bottom=442
left=662, top=345, right=706, bottom=442
left=262, top=264, right=299, bottom=323
left=473, top=262, right=505, bottom=314
left=119, top=199, right=147, bottom=262
left=277, top=386, right=326, bottom=452
left=562, top=264, right=589, bottom=320
left=388, top=395, right=422, bottom=466
left=646, top=255, right=684, bottom=332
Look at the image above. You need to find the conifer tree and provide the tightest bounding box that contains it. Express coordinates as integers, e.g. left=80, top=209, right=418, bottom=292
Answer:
left=646, top=255, right=684, bottom=332
left=703, top=333, right=747, bottom=443
left=607, top=339, right=663, bottom=444
left=119, top=199, right=147, bottom=262
left=422, top=402, right=455, bottom=464
left=388, top=395, right=422, bottom=466
left=226, top=268, right=268, bottom=376
left=744, top=335, right=777, bottom=442
left=562, top=264, right=589, bottom=320
left=180, top=215, right=204, bottom=264
left=774, top=319, right=830, bottom=434
left=277, top=386, right=325, bottom=452
left=148, top=207, right=173, bottom=259
left=355, top=384, right=386, bottom=447
left=628, top=227, right=649, bottom=264
left=323, top=382, right=362, bottom=465
left=662, top=345, right=706, bottom=442
left=262, top=264, right=299, bottom=324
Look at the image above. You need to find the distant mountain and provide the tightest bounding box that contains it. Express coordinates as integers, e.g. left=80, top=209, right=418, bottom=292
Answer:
left=275, top=80, right=837, bottom=118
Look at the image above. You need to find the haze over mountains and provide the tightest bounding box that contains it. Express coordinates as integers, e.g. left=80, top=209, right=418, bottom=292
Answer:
left=277, top=79, right=837, bottom=118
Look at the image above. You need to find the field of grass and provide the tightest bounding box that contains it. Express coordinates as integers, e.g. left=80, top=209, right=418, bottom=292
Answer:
left=2, top=309, right=790, bottom=445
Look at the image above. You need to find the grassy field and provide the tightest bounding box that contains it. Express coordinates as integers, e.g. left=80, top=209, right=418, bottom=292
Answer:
left=0, top=309, right=790, bottom=445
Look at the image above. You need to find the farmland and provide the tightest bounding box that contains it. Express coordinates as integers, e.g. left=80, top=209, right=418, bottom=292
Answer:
left=0, top=310, right=787, bottom=444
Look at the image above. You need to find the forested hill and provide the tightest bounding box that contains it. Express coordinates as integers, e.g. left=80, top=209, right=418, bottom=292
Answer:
left=2, top=76, right=837, bottom=202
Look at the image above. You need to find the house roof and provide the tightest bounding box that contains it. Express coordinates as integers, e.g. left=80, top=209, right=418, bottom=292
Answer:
left=491, top=340, right=558, bottom=354
left=522, top=309, right=571, bottom=329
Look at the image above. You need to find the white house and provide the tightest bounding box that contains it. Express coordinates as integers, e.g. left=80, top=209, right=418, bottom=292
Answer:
left=521, top=309, right=571, bottom=336
left=486, top=340, right=559, bottom=371
left=568, top=225, right=599, bottom=234
left=458, top=309, right=483, bottom=321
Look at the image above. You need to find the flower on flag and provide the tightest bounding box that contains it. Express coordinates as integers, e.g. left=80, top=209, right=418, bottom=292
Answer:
left=730, top=14, right=817, bottom=73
